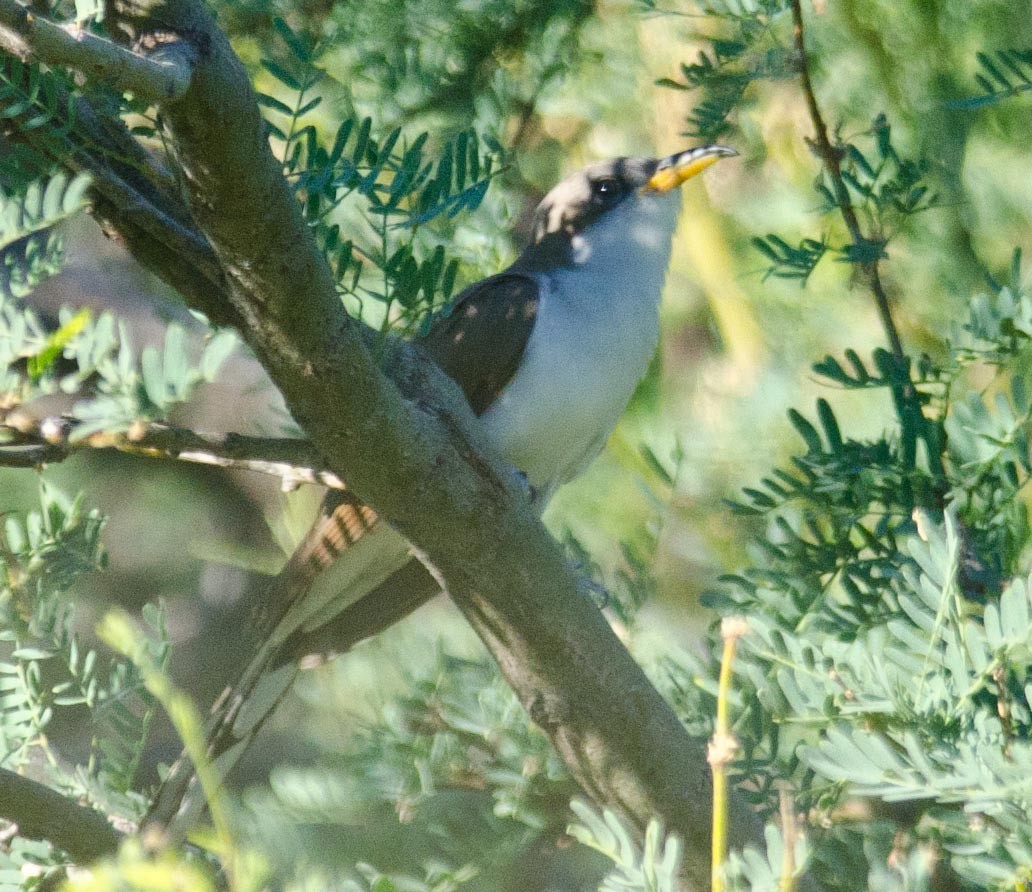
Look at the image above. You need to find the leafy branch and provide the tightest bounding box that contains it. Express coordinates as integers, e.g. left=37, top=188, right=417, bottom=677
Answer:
left=788, top=0, right=902, bottom=364
left=751, top=234, right=827, bottom=284
left=653, top=0, right=794, bottom=143
left=953, top=48, right=1032, bottom=109
left=0, top=482, right=170, bottom=858
left=701, top=251, right=1032, bottom=889
left=754, top=116, right=940, bottom=287
left=0, top=298, right=239, bottom=439
left=256, top=19, right=505, bottom=333
left=0, top=169, right=90, bottom=300
left=785, top=0, right=947, bottom=489
left=568, top=800, right=683, bottom=892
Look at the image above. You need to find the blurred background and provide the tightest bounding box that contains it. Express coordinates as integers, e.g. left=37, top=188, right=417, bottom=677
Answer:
left=4, top=0, right=1032, bottom=887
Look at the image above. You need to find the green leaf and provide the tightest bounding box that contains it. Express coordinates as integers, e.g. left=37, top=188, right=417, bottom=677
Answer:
left=273, top=16, right=312, bottom=63
left=199, top=330, right=238, bottom=381
left=260, top=58, right=302, bottom=91
left=26, top=307, right=90, bottom=379
left=255, top=92, right=295, bottom=115
left=787, top=408, right=822, bottom=452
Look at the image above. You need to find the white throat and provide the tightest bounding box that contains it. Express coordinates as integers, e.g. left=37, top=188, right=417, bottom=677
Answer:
left=481, top=191, right=681, bottom=497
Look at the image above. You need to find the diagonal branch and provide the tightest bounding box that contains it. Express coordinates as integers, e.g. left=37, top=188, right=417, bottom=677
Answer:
left=789, top=0, right=944, bottom=484
left=4, top=0, right=765, bottom=884
left=0, top=0, right=193, bottom=101
left=0, top=768, right=123, bottom=862
left=789, top=0, right=905, bottom=365
left=0, top=415, right=345, bottom=488
left=0, top=52, right=241, bottom=327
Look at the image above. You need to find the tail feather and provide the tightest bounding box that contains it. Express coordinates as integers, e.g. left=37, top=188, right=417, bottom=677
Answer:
left=277, top=558, right=442, bottom=668
left=144, top=490, right=432, bottom=833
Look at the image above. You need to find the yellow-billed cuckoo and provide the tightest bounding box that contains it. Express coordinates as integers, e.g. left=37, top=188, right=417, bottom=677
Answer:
left=150, top=145, right=737, bottom=826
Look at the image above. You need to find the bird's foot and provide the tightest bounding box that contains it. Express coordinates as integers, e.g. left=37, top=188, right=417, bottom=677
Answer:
left=510, top=468, right=540, bottom=504
left=566, top=558, right=610, bottom=608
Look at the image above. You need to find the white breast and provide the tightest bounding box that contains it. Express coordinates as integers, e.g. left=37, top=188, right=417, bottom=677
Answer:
left=480, top=191, right=680, bottom=496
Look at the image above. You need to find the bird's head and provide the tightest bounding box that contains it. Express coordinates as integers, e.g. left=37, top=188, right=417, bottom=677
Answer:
left=524, top=145, right=737, bottom=270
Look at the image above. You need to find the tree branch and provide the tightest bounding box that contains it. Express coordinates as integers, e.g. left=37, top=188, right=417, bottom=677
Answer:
left=0, top=33, right=240, bottom=328
left=789, top=0, right=944, bottom=487
left=6, top=0, right=765, bottom=883
left=0, top=415, right=345, bottom=488
left=0, top=0, right=193, bottom=102
left=0, top=768, right=123, bottom=863
left=789, top=0, right=905, bottom=365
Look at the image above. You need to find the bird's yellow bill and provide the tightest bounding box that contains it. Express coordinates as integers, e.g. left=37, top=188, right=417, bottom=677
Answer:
left=643, top=145, right=738, bottom=194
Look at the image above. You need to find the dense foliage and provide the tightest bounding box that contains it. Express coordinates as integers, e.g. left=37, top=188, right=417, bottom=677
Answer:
left=1, top=0, right=1032, bottom=890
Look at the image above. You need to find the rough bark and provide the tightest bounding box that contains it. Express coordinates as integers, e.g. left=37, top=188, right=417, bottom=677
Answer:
left=0, top=1, right=766, bottom=885
left=0, top=768, right=123, bottom=862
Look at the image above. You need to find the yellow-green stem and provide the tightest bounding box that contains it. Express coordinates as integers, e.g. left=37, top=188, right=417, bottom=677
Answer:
left=779, top=785, right=798, bottom=892
left=711, top=616, right=748, bottom=892
left=98, top=609, right=239, bottom=889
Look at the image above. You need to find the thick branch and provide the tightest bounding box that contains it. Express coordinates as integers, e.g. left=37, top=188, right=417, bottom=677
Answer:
left=151, top=4, right=754, bottom=880
left=0, top=24, right=239, bottom=328
left=8, top=0, right=764, bottom=883
left=0, top=768, right=123, bottom=862
left=0, top=415, right=344, bottom=489
left=0, top=0, right=193, bottom=101
left=88, top=191, right=242, bottom=330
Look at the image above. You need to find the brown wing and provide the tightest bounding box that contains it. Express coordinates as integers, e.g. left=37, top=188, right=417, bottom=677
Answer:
left=174, top=274, right=544, bottom=814
left=417, top=273, right=541, bottom=415
left=250, top=276, right=541, bottom=659
left=283, top=272, right=540, bottom=585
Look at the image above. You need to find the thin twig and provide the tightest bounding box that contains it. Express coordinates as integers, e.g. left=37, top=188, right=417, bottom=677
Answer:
left=789, top=0, right=947, bottom=482
left=788, top=0, right=905, bottom=365
left=0, top=768, right=123, bottom=862
left=0, top=414, right=345, bottom=490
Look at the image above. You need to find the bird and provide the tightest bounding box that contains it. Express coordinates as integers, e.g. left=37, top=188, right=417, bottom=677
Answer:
left=147, top=144, right=737, bottom=830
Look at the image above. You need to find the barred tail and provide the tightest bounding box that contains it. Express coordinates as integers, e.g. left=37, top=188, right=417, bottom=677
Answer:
left=144, top=492, right=440, bottom=834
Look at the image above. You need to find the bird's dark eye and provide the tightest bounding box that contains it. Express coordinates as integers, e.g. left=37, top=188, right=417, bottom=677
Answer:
left=591, top=177, right=623, bottom=204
